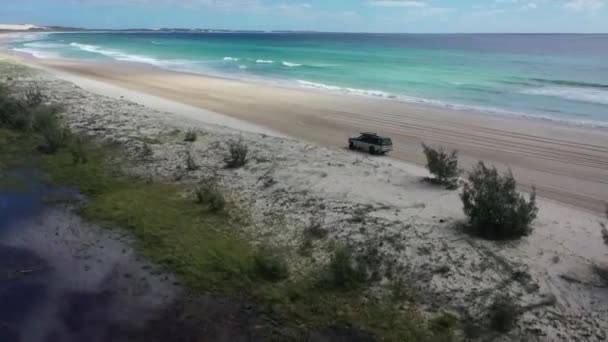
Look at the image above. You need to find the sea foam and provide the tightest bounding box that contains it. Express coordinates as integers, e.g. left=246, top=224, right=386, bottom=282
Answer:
left=521, top=86, right=608, bottom=105
left=282, top=61, right=302, bottom=67
left=69, top=42, right=165, bottom=66
left=297, top=80, right=608, bottom=128
left=297, top=80, right=395, bottom=99
left=11, top=48, right=59, bottom=59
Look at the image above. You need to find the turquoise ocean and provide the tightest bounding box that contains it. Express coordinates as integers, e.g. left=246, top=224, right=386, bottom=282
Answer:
left=6, top=32, right=608, bottom=127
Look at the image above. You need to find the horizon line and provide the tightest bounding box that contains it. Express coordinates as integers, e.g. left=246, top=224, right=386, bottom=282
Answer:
left=12, top=26, right=608, bottom=35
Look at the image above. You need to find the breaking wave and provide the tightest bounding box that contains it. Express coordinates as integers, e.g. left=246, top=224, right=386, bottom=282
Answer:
left=521, top=86, right=608, bottom=105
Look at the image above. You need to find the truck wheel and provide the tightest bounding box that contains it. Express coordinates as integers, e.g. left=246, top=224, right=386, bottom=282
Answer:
left=369, top=146, right=376, bottom=155
left=349, top=142, right=355, bottom=150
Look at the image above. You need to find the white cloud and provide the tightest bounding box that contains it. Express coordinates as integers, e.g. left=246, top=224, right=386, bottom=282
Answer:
left=473, top=0, right=541, bottom=15
left=367, top=0, right=454, bottom=16
left=368, top=0, right=429, bottom=7
left=563, top=0, right=604, bottom=11
left=43, top=0, right=312, bottom=12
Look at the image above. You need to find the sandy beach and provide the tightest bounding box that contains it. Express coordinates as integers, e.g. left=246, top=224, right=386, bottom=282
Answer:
left=16, top=57, right=606, bottom=215
left=2, top=50, right=608, bottom=340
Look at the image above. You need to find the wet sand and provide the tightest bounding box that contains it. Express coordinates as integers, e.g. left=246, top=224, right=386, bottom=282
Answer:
left=28, top=58, right=608, bottom=215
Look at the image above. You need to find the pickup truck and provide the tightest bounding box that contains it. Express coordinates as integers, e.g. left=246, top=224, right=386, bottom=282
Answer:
left=348, top=132, right=393, bottom=155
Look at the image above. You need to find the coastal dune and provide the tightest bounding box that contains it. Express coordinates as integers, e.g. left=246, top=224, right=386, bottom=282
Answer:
left=36, top=58, right=608, bottom=214
left=2, top=53, right=608, bottom=340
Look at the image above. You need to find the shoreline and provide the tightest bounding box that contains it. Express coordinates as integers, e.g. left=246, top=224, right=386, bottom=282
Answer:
left=4, top=32, right=608, bottom=132
left=3, top=32, right=608, bottom=131
left=1, top=48, right=608, bottom=214
left=2, top=55, right=608, bottom=341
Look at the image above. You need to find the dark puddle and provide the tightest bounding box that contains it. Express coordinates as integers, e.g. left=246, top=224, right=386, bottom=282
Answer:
left=0, top=169, right=375, bottom=342
left=0, top=169, right=180, bottom=342
left=0, top=169, right=79, bottom=233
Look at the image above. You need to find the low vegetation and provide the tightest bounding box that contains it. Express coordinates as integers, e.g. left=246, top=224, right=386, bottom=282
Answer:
left=461, top=161, right=538, bottom=240
left=488, top=295, right=519, bottom=333
left=24, top=84, right=44, bottom=107
left=0, top=78, right=461, bottom=341
left=305, top=220, right=328, bottom=240
left=422, top=143, right=460, bottom=189
left=321, top=247, right=368, bottom=290
left=224, top=139, right=248, bottom=168
left=184, top=150, right=199, bottom=171
left=39, top=120, right=71, bottom=154
left=140, top=143, right=153, bottom=160
left=69, top=136, right=89, bottom=164
left=428, top=311, right=459, bottom=340
left=253, top=248, right=290, bottom=282
left=0, top=83, right=75, bottom=156
left=600, top=204, right=608, bottom=245
left=194, top=177, right=226, bottom=212
left=299, top=220, right=328, bottom=257
left=184, top=129, right=197, bottom=142
left=595, top=204, right=608, bottom=283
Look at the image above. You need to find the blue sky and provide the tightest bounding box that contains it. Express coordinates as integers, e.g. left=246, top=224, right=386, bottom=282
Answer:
left=1, top=0, right=607, bottom=33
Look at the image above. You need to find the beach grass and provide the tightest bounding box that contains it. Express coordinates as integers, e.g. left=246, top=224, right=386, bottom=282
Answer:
left=0, top=80, right=457, bottom=341
left=0, top=133, right=452, bottom=340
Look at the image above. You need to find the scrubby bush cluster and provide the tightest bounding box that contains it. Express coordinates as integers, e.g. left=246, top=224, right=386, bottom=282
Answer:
left=298, top=220, right=329, bottom=257
left=24, top=85, right=44, bottom=107
left=322, top=247, right=368, bottom=290
left=185, top=150, right=199, bottom=171
left=224, top=139, right=248, bottom=169
left=601, top=204, right=608, bottom=245
left=253, top=249, right=289, bottom=282
left=184, top=129, right=197, bottom=142
left=460, top=162, right=538, bottom=240
left=140, top=143, right=153, bottom=160
left=422, top=143, right=460, bottom=189
left=69, top=136, right=88, bottom=164
left=488, top=296, right=519, bottom=333
left=0, top=83, right=76, bottom=155
left=596, top=205, right=608, bottom=283
left=195, top=177, right=226, bottom=212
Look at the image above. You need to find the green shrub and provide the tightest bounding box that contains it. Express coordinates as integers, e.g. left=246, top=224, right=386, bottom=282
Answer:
left=195, top=178, right=226, bottom=213
left=429, top=312, right=459, bottom=340
left=601, top=203, right=608, bottom=245
left=224, top=139, right=248, bottom=169
left=184, top=130, right=197, bottom=142
left=422, top=143, right=460, bottom=189
left=0, top=84, right=60, bottom=133
left=488, top=296, right=518, bottom=333
left=209, top=192, right=226, bottom=212
left=140, top=143, right=153, bottom=160
left=323, top=247, right=367, bottom=290
left=0, top=83, right=11, bottom=118
left=0, top=97, right=28, bottom=130
left=298, top=237, right=314, bottom=257
left=24, top=85, right=44, bottom=107
left=8, top=106, right=34, bottom=131
left=185, top=150, right=199, bottom=171
left=460, top=162, right=538, bottom=240
left=30, top=104, right=61, bottom=132
left=39, top=122, right=70, bottom=154
left=69, top=136, right=88, bottom=164
left=305, top=220, right=328, bottom=240
left=253, top=249, right=289, bottom=282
